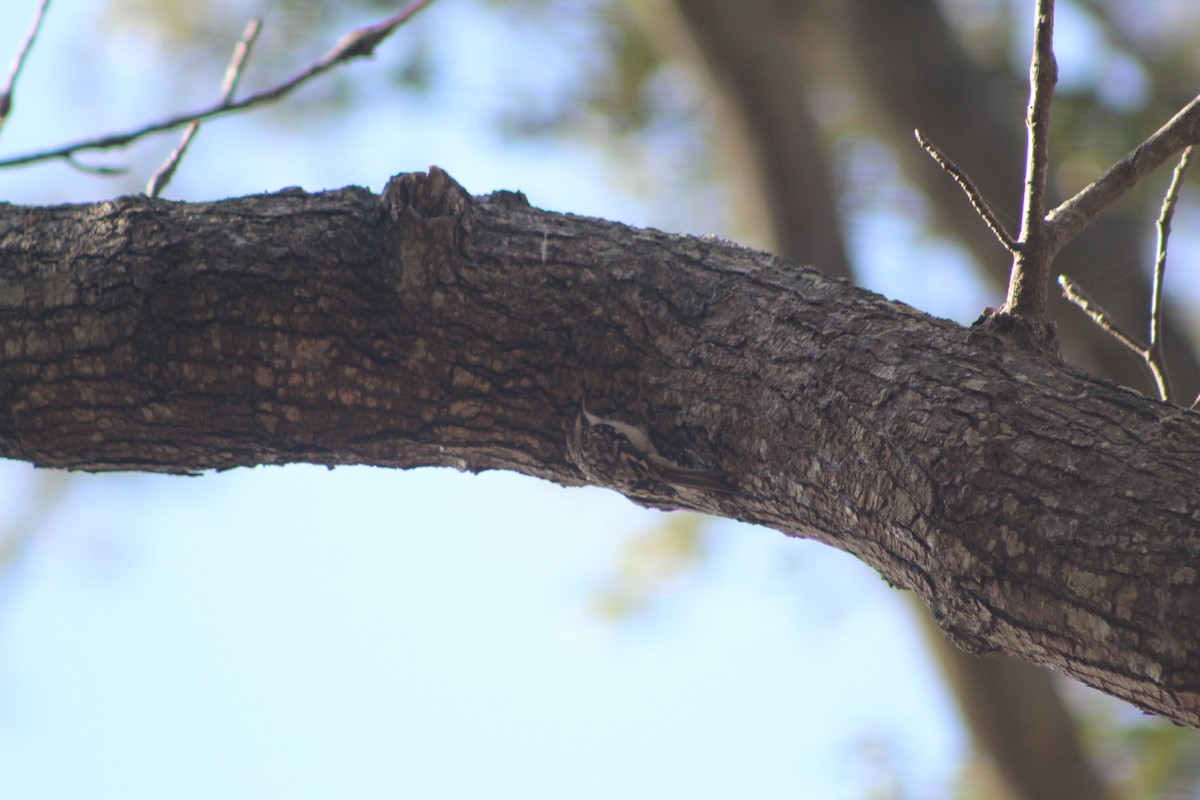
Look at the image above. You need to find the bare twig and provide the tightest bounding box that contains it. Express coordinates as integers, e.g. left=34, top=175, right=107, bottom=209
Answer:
left=1144, top=146, right=1192, bottom=402
left=66, top=153, right=126, bottom=176
left=0, top=0, right=53, bottom=133
left=1058, top=148, right=1195, bottom=405
left=1150, top=149, right=1192, bottom=347
left=914, top=129, right=1016, bottom=253
left=147, top=18, right=262, bottom=198
left=0, top=0, right=437, bottom=170
left=1058, top=276, right=1172, bottom=402
left=1004, top=0, right=1058, bottom=321
left=1057, top=275, right=1143, bottom=353
left=1046, top=93, right=1200, bottom=249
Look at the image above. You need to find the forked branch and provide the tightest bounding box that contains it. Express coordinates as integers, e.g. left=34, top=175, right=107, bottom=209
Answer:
left=920, top=0, right=1200, bottom=347
left=1059, top=146, right=1195, bottom=404
left=1045, top=94, right=1200, bottom=248
left=0, top=0, right=437, bottom=171
left=146, top=18, right=263, bottom=198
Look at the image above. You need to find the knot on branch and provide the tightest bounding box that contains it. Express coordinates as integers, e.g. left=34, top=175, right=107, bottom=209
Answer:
left=378, top=166, right=474, bottom=310
left=381, top=166, right=472, bottom=221
left=969, top=309, right=1061, bottom=360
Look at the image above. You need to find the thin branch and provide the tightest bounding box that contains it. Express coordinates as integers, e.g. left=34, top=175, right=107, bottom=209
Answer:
left=1058, top=148, right=1194, bottom=404
left=1004, top=0, right=1058, bottom=320
left=147, top=18, right=262, bottom=198
left=1058, top=275, right=1172, bottom=402
left=0, top=0, right=437, bottom=170
left=0, top=0, right=53, bottom=133
left=1046, top=93, right=1200, bottom=249
left=914, top=129, right=1016, bottom=253
left=1150, top=148, right=1189, bottom=350
left=1057, top=276, right=1143, bottom=352
left=1019, top=1, right=1056, bottom=236
left=1143, top=145, right=1192, bottom=403
left=217, top=20, right=262, bottom=98
left=65, top=153, right=127, bottom=176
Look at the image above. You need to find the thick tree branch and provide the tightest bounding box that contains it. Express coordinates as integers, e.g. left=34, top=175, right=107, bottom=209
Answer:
left=1, top=168, right=1198, bottom=727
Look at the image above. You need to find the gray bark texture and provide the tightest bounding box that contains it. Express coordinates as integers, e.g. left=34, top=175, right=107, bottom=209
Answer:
left=1, top=167, right=1198, bottom=727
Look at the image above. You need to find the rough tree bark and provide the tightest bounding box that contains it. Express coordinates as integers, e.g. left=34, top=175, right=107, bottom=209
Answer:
left=1, top=167, right=1198, bottom=727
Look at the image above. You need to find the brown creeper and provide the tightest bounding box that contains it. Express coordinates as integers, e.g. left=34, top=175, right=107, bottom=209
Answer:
left=567, top=405, right=738, bottom=496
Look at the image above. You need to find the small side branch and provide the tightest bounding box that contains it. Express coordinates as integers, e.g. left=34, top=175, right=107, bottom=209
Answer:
left=1147, top=146, right=1192, bottom=402
left=1058, top=276, right=1172, bottom=402
left=0, top=0, right=53, bottom=132
left=1057, top=277, right=1147, bottom=366
left=914, top=129, right=1016, bottom=253
left=147, top=18, right=263, bottom=198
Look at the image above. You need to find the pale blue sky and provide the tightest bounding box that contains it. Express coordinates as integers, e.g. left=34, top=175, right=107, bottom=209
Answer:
left=0, top=466, right=962, bottom=799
